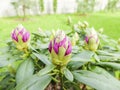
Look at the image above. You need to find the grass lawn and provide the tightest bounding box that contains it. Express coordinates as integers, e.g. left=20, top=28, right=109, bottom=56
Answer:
left=0, top=12, right=120, bottom=46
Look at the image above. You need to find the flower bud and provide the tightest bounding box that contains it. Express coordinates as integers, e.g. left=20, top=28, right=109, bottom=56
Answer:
left=118, top=38, right=120, bottom=45
left=11, top=24, right=30, bottom=50
left=85, top=28, right=99, bottom=51
left=72, top=32, right=79, bottom=46
left=98, top=28, right=104, bottom=33
left=83, top=21, right=89, bottom=28
left=50, top=30, right=56, bottom=40
left=67, top=16, right=72, bottom=25
left=78, top=21, right=84, bottom=28
left=78, top=21, right=89, bottom=29
left=49, top=30, right=72, bottom=66
left=72, top=24, right=78, bottom=30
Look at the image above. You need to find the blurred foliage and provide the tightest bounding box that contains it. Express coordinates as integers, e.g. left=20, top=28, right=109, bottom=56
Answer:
left=39, top=0, right=44, bottom=12
left=11, top=2, right=19, bottom=16
left=76, top=0, right=95, bottom=14
left=105, top=0, right=120, bottom=12
left=11, top=0, right=33, bottom=20
left=53, top=0, right=57, bottom=13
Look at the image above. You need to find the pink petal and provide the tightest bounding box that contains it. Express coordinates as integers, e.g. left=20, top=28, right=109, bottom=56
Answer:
left=85, top=36, right=89, bottom=44
left=65, top=41, right=72, bottom=56
left=22, top=31, right=30, bottom=42
left=53, top=43, right=59, bottom=54
left=48, top=41, right=52, bottom=53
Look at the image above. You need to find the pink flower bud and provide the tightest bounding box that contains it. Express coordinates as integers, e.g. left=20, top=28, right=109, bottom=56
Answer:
left=49, top=30, right=72, bottom=56
left=48, top=30, right=72, bottom=66
left=11, top=24, right=30, bottom=43
left=11, top=24, right=30, bottom=51
left=85, top=28, right=99, bottom=51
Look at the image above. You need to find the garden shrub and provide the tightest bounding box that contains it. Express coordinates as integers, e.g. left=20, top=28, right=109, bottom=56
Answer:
left=0, top=20, right=120, bottom=90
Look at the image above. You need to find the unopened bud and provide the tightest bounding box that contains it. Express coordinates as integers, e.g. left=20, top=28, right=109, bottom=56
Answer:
left=49, top=30, right=72, bottom=66
left=98, top=28, right=104, bottom=33
left=72, top=32, right=79, bottom=46
left=85, top=28, right=99, bottom=51
left=67, top=16, right=72, bottom=25
left=83, top=21, right=89, bottom=27
left=11, top=24, right=30, bottom=51
left=118, top=38, right=120, bottom=45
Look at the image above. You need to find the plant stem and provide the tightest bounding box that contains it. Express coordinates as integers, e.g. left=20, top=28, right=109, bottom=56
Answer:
left=59, top=72, right=63, bottom=90
left=55, top=66, right=64, bottom=90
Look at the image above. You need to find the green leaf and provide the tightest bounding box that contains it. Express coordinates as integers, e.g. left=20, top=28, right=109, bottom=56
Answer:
left=97, top=50, right=113, bottom=56
left=73, top=68, right=120, bottom=90
left=0, top=74, right=16, bottom=90
left=29, top=45, right=39, bottom=53
left=27, top=75, right=51, bottom=90
left=38, top=64, right=56, bottom=76
left=33, top=52, right=51, bottom=65
left=69, top=50, right=94, bottom=69
left=98, top=55, right=116, bottom=61
left=94, top=53, right=100, bottom=62
left=16, top=59, right=34, bottom=84
left=71, top=50, right=94, bottom=62
left=64, top=68, right=73, bottom=82
left=97, top=50, right=120, bottom=61
left=39, top=43, right=49, bottom=49
left=91, top=66, right=120, bottom=88
left=72, top=46, right=80, bottom=53
left=32, top=32, right=46, bottom=38
left=0, top=54, right=15, bottom=67
left=68, top=61, right=85, bottom=70
left=96, top=62, right=120, bottom=70
left=16, top=74, right=52, bottom=90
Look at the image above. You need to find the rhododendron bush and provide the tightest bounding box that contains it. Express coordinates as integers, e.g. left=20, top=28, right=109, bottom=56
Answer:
left=0, top=21, right=120, bottom=90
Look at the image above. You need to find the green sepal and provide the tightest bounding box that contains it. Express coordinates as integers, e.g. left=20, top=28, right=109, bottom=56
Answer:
left=52, top=58, right=62, bottom=65
left=51, top=48, right=58, bottom=59
left=58, top=46, right=66, bottom=60
left=18, top=35, right=24, bottom=44
left=62, top=54, right=71, bottom=66
left=88, top=38, right=96, bottom=45
left=88, top=38, right=99, bottom=51
left=13, top=39, right=28, bottom=51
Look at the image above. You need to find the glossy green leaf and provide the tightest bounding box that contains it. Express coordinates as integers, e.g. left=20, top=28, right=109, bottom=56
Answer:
left=73, top=68, right=120, bottom=90
left=27, top=75, right=51, bottom=90
left=69, top=50, right=94, bottom=69
left=91, top=66, right=120, bottom=88
left=38, top=64, right=56, bottom=76
left=72, top=46, right=80, bottom=53
left=97, top=50, right=112, bottom=56
left=71, top=50, right=94, bottom=62
left=94, top=53, right=100, bottom=62
left=33, top=52, right=51, bottom=65
left=0, top=54, right=15, bottom=67
left=96, top=62, right=120, bottom=70
left=16, top=74, right=52, bottom=90
left=97, top=50, right=120, bottom=61
left=68, top=61, right=85, bottom=70
left=64, top=68, right=73, bottom=82
left=39, top=43, right=49, bottom=49
left=16, top=59, right=34, bottom=84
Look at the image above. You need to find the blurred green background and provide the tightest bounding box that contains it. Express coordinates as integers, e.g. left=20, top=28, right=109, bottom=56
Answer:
left=0, top=0, right=120, bottom=46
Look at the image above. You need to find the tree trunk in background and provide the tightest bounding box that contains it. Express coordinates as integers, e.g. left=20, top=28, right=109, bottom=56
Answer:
left=22, top=4, right=26, bottom=21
